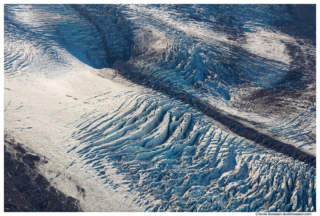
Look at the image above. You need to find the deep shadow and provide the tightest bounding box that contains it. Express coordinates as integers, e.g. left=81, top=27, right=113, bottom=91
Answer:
left=4, top=137, right=82, bottom=212
left=68, top=4, right=134, bottom=68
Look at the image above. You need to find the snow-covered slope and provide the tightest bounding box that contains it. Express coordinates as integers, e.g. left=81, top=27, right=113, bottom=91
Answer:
left=4, top=4, right=316, bottom=212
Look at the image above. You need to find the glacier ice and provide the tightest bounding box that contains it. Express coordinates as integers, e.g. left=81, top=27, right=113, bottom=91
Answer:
left=4, top=4, right=316, bottom=212
left=69, top=92, right=316, bottom=212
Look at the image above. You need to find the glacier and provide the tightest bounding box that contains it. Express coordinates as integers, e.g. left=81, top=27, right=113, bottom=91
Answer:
left=4, top=4, right=316, bottom=212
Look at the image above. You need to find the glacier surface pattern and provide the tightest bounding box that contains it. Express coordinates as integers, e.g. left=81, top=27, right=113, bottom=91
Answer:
left=70, top=92, right=316, bottom=212
left=4, top=4, right=316, bottom=212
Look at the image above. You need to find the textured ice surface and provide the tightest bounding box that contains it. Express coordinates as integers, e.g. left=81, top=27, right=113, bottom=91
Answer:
left=69, top=92, right=316, bottom=212
left=4, top=4, right=316, bottom=212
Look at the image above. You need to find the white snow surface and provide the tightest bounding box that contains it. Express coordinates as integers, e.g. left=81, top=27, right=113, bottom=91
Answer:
left=4, top=4, right=316, bottom=212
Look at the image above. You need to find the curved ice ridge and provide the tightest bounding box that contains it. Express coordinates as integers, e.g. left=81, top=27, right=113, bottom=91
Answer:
left=4, top=5, right=315, bottom=153
left=5, top=4, right=307, bottom=100
left=69, top=92, right=316, bottom=212
left=4, top=4, right=133, bottom=77
left=4, top=4, right=316, bottom=212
